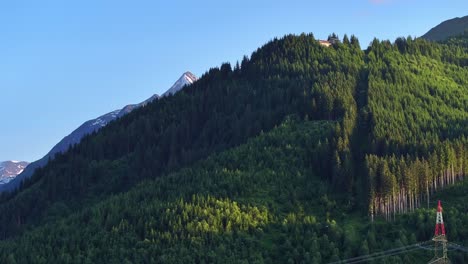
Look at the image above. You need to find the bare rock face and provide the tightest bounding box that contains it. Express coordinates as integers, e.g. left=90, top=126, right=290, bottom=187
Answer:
left=162, top=72, right=197, bottom=97
left=0, top=161, right=29, bottom=184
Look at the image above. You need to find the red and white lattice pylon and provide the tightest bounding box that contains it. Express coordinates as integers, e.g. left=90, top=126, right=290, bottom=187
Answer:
left=434, top=200, right=446, bottom=237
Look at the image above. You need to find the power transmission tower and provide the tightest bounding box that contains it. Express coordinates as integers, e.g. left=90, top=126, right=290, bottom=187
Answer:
left=428, top=200, right=450, bottom=264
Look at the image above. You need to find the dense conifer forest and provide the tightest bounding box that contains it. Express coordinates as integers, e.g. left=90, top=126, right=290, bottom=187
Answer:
left=0, top=33, right=466, bottom=263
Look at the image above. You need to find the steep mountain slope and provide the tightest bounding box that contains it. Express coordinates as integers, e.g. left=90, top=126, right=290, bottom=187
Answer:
left=0, top=120, right=466, bottom=263
left=0, top=34, right=364, bottom=239
left=364, top=38, right=468, bottom=218
left=0, top=120, right=340, bottom=263
left=162, top=71, right=197, bottom=97
left=0, top=161, right=29, bottom=184
left=421, top=15, right=468, bottom=41
left=0, top=72, right=197, bottom=193
left=0, top=34, right=466, bottom=263
left=443, top=32, right=468, bottom=50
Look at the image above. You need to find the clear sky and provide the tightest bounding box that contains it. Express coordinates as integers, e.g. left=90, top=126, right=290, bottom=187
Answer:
left=0, top=0, right=467, bottom=162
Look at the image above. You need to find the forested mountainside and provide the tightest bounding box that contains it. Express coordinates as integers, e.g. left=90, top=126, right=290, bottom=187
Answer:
left=364, top=37, right=468, bottom=219
left=0, top=72, right=196, bottom=193
left=443, top=31, right=468, bottom=50
left=0, top=33, right=364, bottom=239
left=0, top=33, right=466, bottom=263
left=1, top=120, right=467, bottom=263
left=421, top=15, right=468, bottom=41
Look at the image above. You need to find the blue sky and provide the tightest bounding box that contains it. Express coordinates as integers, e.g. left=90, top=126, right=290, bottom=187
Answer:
left=1, top=0, right=467, bottom=162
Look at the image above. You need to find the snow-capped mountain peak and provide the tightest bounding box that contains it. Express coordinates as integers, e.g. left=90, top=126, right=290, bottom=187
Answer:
left=162, top=71, right=198, bottom=97
left=183, top=71, right=197, bottom=83
left=0, top=72, right=197, bottom=192
left=0, top=161, right=29, bottom=184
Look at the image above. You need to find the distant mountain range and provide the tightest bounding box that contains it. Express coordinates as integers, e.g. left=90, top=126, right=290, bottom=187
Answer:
left=421, top=15, right=468, bottom=41
left=0, top=161, right=29, bottom=184
left=0, top=72, right=197, bottom=192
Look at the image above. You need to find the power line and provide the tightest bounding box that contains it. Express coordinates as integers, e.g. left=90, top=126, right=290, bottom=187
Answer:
left=328, top=202, right=467, bottom=263
left=327, top=240, right=468, bottom=263
left=448, top=242, right=468, bottom=254
left=328, top=241, right=433, bottom=264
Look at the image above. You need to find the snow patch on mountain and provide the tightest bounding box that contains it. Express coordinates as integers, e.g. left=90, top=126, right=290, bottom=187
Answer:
left=0, top=161, right=29, bottom=184
left=162, top=72, right=197, bottom=97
